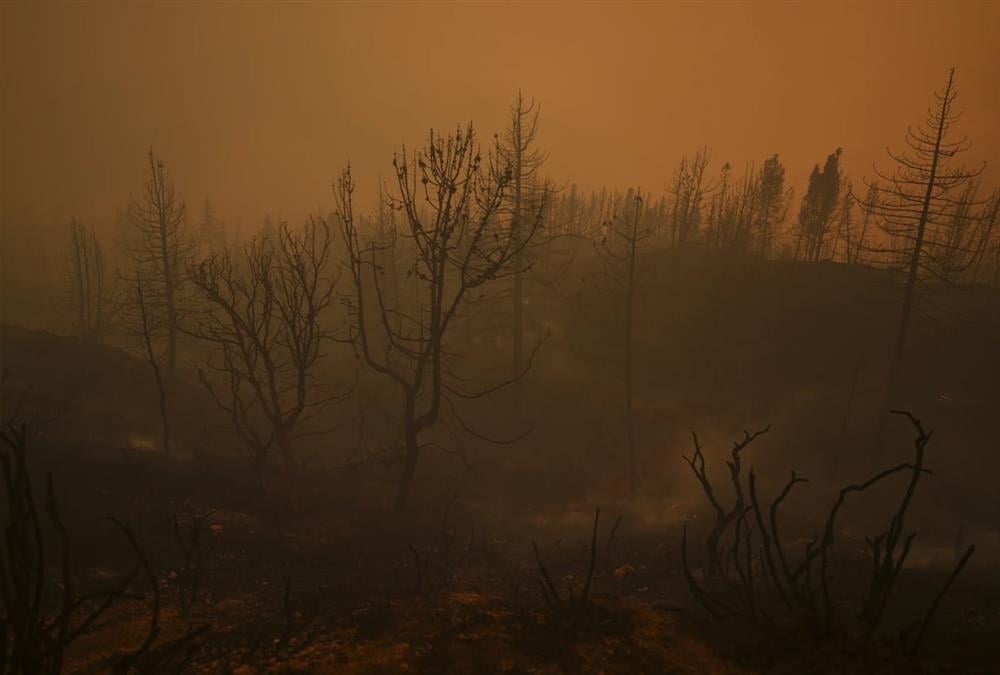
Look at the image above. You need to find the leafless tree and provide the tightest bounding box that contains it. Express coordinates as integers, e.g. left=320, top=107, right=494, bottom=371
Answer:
left=0, top=424, right=179, bottom=675
left=532, top=507, right=601, bottom=611
left=846, top=182, right=879, bottom=265
left=706, top=162, right=734, bottom=249
left=667, top=148, right=712, bottom=248
left=63, top=218, right=109, bottom=341
left=682, top=413, right=974, bottom=652
left=929, top=179, right=997, bottom=284
left=595, top=190, right=650, bottom=498
left=728, top=166, right=761, bottom=252
left=334, top=124, right=541, bottom=512
left=828, top=183, right=855, bottom=262
left=497, top=91, right=550, bottom=422
left=860, top=69, right=986, bottom=424
left=134, top=275, right=171, bottom=455
left=197, top=198, right=227, bottom=257
left=967, top=190, right=1000, bottom=283
left=124, top=149, right=193, bottom=374
left=187, top=220, right=338, bottom=498
left=703, top=156, right=790, bottom=257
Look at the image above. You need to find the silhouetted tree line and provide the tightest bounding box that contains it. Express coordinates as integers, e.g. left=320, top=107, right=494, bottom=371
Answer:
left=42, top=69, right=999, bottom=509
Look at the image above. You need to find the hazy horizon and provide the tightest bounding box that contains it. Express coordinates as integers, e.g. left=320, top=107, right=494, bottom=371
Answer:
left=1, top=4, right=999, bottom=672
left=3, top=1, right=998, bottom=233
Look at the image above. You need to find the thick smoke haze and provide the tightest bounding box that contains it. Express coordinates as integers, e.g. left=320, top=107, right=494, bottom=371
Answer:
left=2, top=1, right=998, bottom=232
left=2, top=3, right=1000, bottom=672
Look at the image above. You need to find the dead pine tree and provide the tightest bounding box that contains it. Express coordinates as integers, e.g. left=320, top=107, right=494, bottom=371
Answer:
left=187, top=220, right=338, bottom=503
left=753, top=154, right=792, bottom=257
left=124, top=148, right=193, bottom=375
left=595, top=190, right=650, bottom=498
left=861, top=68, right=986, bottom=446
left=334, top=124, right=544, bottom=512
left=795, top=148, right=844, bottom=262
left=134, top=274, right=171, bottom=455
left=497, top=90, right=549, bottom=424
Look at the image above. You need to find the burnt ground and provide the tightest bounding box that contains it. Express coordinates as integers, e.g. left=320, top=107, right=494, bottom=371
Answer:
left=4, top=253, right=1000, bottom=674
left=19, top=439, right=1000, bottom=675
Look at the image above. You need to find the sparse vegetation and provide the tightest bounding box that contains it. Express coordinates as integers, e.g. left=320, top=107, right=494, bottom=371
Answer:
left=2, top=4, right=998, bottom=672
left=680, top=411, right=975, bottom=657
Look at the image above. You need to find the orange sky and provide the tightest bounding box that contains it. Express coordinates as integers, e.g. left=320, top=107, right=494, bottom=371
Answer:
left=2, top=1, right=998, bottom=233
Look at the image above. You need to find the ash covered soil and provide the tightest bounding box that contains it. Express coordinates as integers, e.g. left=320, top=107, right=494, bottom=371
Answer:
left=30, top=443, right=999, bottom=675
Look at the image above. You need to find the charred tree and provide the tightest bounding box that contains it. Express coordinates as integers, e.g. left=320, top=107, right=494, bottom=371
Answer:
left=861, top=69, right=986, bottom=438
left=753, top=154, right=792, bottom=256
left=187, top=220, right=338, bottom=500
left=498, top=91, right=548, bottom=424
left=124, top=149, right=192, bottom=375
left=63, top=218, right=109, bottom=341
left=334, top=124, right=542, bottom=512
left=667, top=149, right=712, bottom=248
left=595, top=191, right=649, bottom=498
left=795, top=148, right=843, bottom=262
left=134, top=275, right=171, bottom=456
